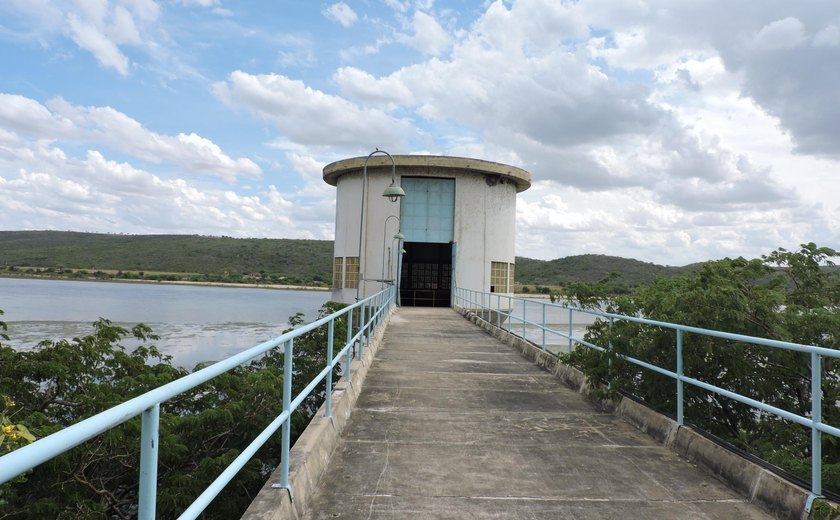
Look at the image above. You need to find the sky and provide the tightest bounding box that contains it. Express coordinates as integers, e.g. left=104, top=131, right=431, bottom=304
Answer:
left=0, top=0, right=838, bottom=266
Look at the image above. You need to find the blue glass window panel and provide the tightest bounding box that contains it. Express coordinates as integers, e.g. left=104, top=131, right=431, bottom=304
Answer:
left=400, top=177, right=455, bottom=243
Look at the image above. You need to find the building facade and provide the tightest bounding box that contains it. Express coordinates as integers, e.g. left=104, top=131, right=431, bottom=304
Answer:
left=323, top=154, right=531, bottom=306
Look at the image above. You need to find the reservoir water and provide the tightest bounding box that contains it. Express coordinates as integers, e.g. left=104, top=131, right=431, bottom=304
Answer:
left=0, top=277, right=328, bottom=369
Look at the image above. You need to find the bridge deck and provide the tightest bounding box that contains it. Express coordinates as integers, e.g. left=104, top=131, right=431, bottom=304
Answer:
left=302, top=307, right=771, bottom=519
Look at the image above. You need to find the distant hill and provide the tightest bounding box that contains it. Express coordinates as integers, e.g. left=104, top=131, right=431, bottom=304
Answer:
left=0, top=231, right=333, bottom=284
left=515, top=254, right=695, bottom=293
left=1, top=231, right=700, bottom=290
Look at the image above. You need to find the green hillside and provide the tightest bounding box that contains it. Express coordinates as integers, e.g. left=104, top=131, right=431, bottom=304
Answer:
left=1, top=231, right=703, bottom=291
left=0, top=231, right=333, bottom=285
left=515, top=254, right=694, bottom=293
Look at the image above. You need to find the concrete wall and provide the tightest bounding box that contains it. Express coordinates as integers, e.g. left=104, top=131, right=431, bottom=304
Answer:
left=453, top=173, right=517, bottom=293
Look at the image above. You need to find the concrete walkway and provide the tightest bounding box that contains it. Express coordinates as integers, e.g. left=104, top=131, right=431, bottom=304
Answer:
left=302, top=308, right=772, bottom=519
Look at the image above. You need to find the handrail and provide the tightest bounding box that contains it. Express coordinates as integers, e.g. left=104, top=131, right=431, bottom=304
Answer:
left=0, top=286, right=397, bottom=519
left=453, top=286, right=836, bottom=506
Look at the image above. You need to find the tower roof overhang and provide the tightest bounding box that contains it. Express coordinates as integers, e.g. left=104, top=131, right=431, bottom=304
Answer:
left=323, top=155, right=532, bottom=193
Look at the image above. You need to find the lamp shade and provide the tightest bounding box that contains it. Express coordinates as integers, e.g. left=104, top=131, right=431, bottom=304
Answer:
left=394, top=231, right=405, bottom=240
left=382, top=183, right=406, bottom=202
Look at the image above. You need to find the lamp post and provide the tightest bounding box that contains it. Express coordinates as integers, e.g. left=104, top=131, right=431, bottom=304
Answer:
left=381, top=215, right=403, bottom=288
left=396, top=246, right=405, bottom=306
left=357, top=149, right=405, bottom=301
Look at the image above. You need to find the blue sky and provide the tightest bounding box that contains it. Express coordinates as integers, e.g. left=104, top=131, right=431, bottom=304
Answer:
left=1, top=0, right=838, bottom=265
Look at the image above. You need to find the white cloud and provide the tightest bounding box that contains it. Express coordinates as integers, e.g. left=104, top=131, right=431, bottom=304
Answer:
left=53, top=99, right=261, bottom=181
left=178, top=0, right=219, bottom=7
left=752, top=17, right=806, bottom=50
left=123, top=0, right=160, bottom=21
left=3, top=0, right=162, bottom=76
left=323, top=2, right=358, bottom=28
left=814, top=25, right=840, bottom=47
left=62, top=0, right=158, bottom=76
left=398, top=11, right=452, bottom=56
left=515, top=182, right=831, bottom=265
left=0, top=93, right=259, bottom=181
left=584, top=2, right=840, bottom=158
left=334, top=66, right=414, bottom=105
left=383, top=0, right=409, bottom=13
left=67, top=12, right=131, bottom=74
left=0, top=93, right=76, bottom=138
left=212, top=71, right=416, bottom=151
left=0, top=144, right=328, bottom=238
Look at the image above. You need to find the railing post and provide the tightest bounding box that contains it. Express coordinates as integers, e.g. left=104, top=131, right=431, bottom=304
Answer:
left=346, top=307, right=353, bottom=380
left=360, top=304, right=367, bottom=361
left=608, top=316, right=614, bottom=390
left=372, top=293, right=378, bottom=328
left=541, top=302, right=546, bottom=351
left=507, top=295, right=512, bottom=332
left=676, top=329, right=684, bottom=426
left=522, top=298, right=527, bottom=338
left=568, top=307, right=573, bottom=354
left=138, top=403, right=160, bottom=520
left=497, top=294, right=501, bottom=328
left=276, top=338, right=293, bottom=492
left=326, top=320, right=334, bottom=418
left=812, top=351, right=822, bottom=497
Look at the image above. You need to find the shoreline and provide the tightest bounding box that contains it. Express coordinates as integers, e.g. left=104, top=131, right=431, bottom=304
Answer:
left=0, top=273, right=331, bottom=292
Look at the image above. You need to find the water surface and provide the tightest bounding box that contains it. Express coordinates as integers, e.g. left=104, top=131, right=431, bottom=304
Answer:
left=0, top=278, right=328, bottom=368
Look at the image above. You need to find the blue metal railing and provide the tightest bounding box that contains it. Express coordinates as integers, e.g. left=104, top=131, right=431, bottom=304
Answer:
left=453, top=287, right=839, bottom=505
left=0, top=286, right=397, bottom=519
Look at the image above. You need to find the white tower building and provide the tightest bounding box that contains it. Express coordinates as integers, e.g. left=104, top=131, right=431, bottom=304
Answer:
left=323, top=154, right=531, bottom=306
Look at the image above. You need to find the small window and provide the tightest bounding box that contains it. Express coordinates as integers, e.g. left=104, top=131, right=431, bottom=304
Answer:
left=345, top=257, right=359, bottom=289
left=333, top=257, right=343, bottom=289
left=490, top=261, right=508, bottom=292
left=490, top=261, right=515, bottom=293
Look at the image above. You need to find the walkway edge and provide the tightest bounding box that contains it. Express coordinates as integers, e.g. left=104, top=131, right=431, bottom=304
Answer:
left=456, top=306, right=824, bottom=520
left=241, top=306, right=397, bottom=520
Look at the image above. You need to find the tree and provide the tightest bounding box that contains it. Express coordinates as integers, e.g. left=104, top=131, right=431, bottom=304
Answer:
left=0, top=302, right=346, bottom=519
left=561, top=244, right=840, bottom=491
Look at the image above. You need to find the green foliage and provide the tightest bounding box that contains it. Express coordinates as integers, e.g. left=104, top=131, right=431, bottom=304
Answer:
left=1, top=395, right=35, bottom=457
left=0, top=310, right=7, bottom=343
left=0, top=302, right=347, bottom=519
left=562, top=243, right=840, bottom=492
left=811, top=498, right=840, bottom=519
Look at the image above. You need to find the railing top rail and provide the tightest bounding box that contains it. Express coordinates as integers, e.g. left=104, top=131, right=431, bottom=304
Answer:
left=456, top=287, right=836, bottom=358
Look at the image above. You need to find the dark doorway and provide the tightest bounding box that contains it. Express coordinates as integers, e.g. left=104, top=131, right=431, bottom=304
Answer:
left=400, top=242, right=452, bottom=307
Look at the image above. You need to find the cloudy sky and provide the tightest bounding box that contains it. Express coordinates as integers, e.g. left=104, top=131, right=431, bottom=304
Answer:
left=1, top=0, right=838, bottom=266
